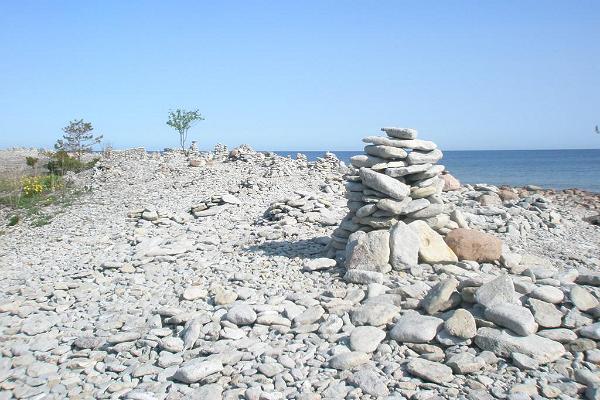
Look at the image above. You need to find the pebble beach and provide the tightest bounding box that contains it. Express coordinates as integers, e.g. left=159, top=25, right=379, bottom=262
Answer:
left=1, top=128, right=600, bottom=400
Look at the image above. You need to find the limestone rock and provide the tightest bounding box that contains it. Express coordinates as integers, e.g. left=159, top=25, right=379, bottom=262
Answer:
left=474, top=327, right=565, bottom=364
left=389, top=221, right=419, bottom=270
left=409, top=220, right=458, bottom=264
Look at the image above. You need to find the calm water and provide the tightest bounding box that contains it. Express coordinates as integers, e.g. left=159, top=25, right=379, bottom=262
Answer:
left=274, top=149, right=600, bottom=193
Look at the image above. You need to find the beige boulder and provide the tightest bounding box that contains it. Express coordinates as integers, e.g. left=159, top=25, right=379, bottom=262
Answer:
left=444, top=228, right=502, bottom=262
left=409, top=220, right=458, bottom=264
left=441, top=172, right=460, bottom=191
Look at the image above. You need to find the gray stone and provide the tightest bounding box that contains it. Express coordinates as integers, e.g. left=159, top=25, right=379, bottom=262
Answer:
left=344, top=270, right=384, bottom=284
left=348, top=368, right=389, bottom=397
left=474, top=327, right=565, bottom=363
left=475, top=275, right=516, bottom=308
left=364, top=145, right=408, bottom=160
left=345, top=230, right=390, bottom=272
left=360, top=168, right=410, bottom=201
left=530, top=285, right=564, bottom=304
left=421, top=278, right=459, bottom=315
left=293, top=306, right=325, bottom=326
left=446, top=353, right=485, bottom=374
left=351, top=302, right=399, bottom=326
left=349, top=326, right=386, bottom=353
left=444, top=309, right=477, bottom=339
left=108, top=331, right=141, bottom=344
left=406, top=358, right=453, bottom=384
left=580, top=322, right=600, bottom=340
left=484, top=302, right=537, bottom=336
left=528, top=298, right=562, bottom=328
left=407, top=149, right=444, bottom=165
left=511, top=352, right=539, bottom=370
left=173, top=359, right=223, bottom=384
left=390, top=313, right=443, bottom=343
left=329, top=352, right=369, bottom=370
left=226, top=303, right=257, bottom=326
left=571, top=286, right=599, bottom=312
left=381, top=127, right=418, bottom=139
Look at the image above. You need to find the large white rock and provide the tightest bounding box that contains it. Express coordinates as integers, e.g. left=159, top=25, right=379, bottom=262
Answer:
left=345, top=230, right=390, bottom=272
left=474, top=328, right=565, bottom=364
left=389, top=313, right=443, bottom=343
left=173, top=359, right=223, bottom=384
left=484, top=302, right=538, bottom=336
left=475, top=275, right=516, bottom=308
left=349, top=326, right=386, bottom=353
left=408, top=220, right=457, bottom=264
left=389, top=221, right=419, bottom=270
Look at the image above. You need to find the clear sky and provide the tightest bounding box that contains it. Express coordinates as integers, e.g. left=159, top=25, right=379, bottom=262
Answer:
left=1, top=1, right=599, bottom=151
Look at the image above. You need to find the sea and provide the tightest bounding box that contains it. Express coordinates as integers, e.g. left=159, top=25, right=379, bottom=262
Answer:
left=274, top=149, right=600, bottom=193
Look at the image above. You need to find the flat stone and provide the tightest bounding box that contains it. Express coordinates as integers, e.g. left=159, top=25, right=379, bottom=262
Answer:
left=349, top=326, right=386, bottom=353
left=293, top=306, right=324, bottom=326
left=192, top=384, right=224, bottom=400
left=258, top=363, right=284, bottom=377
left=351, top=303, right=399, bottom=326
left=580, top=322, right=600, bottom=340
left=380, top=127, right=418, bottom=139
left=528, top=298, right=562, bottom=328
left=360, top=168, right=410, bottom=201
left=329, top=352, right=369, bottom=370
left=530, top=285, right=564, bottom=304
left=349, top=368, right=389, bottom=397
left=484, top=302, right=538, bottom=336
left=376, top=197, right=411, bottom=214
left=511, top=352, right=539, bottom=370
left=407, top=149, right=443, bottom=165
left=344, top=270, right=384, bottom=285
left=406, top=358, right=453, bottom=384
left=474, top=327, right=565, bottom=364
left=73, top=336, right=105, bottom=350
left=409, top=220, right=457, bottom=264
left=571, top=286, right=599, bottom=312
left=389, top=221, right=419, bottom=270
left=390, top=313, right=443, bottom=343
left=173, top=359, right=223, bottom=384
left=446, top=353, right=485, bottom=374
left=182, top=286, right=207, bottom=301
left=420, top=278, right=459, bottom=315
left=475, top=275, right=516, bottom=308
left=107, top=332, right=140, bottom=344
left=364, top=145, right=408, bottom=160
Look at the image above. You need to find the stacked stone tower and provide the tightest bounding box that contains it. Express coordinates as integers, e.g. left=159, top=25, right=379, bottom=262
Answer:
left=328, top=127, right=460, bottom=280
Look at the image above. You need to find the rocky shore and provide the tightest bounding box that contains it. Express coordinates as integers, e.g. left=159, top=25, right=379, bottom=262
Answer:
left=1, top=138, right=600, bottom=400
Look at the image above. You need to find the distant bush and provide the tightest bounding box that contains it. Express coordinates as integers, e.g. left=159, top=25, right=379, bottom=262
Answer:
left=55, top=119, right=103, bottom=160
left=45, top=151, right=99, bottom=175
left=25, top=156, right=39, bottom=168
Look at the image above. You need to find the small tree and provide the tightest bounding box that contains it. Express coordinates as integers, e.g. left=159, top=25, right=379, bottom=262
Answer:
left=55, top=119, right=103, bottom=160
left=166, top=109, right=205, bottom=151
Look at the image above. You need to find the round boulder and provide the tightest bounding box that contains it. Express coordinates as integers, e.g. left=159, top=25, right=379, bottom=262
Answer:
left=444, top=228, right=502, bottom=262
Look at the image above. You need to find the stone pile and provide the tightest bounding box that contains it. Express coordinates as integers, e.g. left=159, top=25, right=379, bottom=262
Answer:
left=445, top=184, right=564, bottom=238
left=327, top=127, right=454, bottom=261
left=312, top=152, right=344, bottom=172
left=261, top=191, right=340, bottom=227
left=190, top=193, right=241, bottom=218
left=212, top=143, right=228, bottom=160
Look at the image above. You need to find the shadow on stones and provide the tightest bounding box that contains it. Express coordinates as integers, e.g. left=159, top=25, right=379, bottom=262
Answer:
left=245, top=237, right=328, bottom=259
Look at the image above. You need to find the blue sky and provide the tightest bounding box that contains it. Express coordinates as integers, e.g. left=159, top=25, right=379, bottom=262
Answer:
left=1, top=1, right=599, bottom=151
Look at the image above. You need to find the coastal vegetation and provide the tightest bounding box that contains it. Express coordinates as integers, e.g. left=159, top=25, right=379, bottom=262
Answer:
left=166, top=108, right=205, bottom=151
left=0, top=119, right=102, bottom=227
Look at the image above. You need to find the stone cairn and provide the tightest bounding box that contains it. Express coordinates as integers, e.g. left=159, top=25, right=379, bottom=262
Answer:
left=327, top=127, right=452, bottom=264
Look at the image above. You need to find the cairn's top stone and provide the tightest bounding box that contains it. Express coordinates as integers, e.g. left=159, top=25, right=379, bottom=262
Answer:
left=381, top=127, right=418, bottom=140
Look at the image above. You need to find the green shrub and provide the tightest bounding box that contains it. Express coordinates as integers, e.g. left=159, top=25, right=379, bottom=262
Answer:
left=7, top=215, right=20, bottom=226
left=25, top=156, right=39, bottom=168
left=45, top=151, right=99, bottom=175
